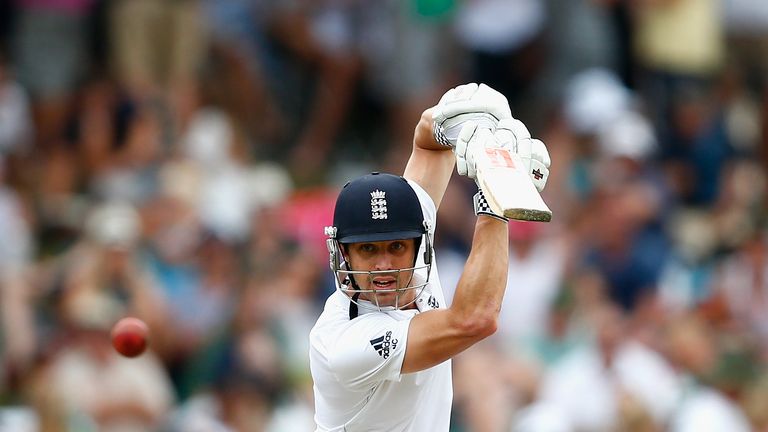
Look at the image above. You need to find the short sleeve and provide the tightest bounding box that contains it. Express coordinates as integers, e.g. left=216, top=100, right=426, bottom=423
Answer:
left=327, top=313, right=412, bottom=389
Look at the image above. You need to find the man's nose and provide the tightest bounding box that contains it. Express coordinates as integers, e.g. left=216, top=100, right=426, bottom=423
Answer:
left=373, top=253, right=394, bottom=271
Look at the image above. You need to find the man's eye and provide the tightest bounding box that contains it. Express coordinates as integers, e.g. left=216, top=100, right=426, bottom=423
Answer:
left=391, top=242, right=405, bottom=251
left=361, top=244, right=376, bottom=253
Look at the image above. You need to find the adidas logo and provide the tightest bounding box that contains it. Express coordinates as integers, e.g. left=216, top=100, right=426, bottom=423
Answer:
left=427, top=295, right=440, bottom=309
left=370, top=331, right=398, bottom=359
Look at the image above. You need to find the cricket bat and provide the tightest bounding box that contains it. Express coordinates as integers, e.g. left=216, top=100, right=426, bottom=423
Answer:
left=474, top=146, right=552, bottom=222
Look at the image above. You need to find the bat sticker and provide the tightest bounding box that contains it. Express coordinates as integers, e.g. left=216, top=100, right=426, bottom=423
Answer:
left=484, top=148, right=516, bottom=168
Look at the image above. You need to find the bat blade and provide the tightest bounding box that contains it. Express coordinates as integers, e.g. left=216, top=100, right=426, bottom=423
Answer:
left=475, top=147, right=552, bottom=222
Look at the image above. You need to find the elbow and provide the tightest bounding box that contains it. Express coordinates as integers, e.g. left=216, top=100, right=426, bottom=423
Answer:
left=476, top=316, right=499, bottom=339
left=456, top=314, right=499, bottom=341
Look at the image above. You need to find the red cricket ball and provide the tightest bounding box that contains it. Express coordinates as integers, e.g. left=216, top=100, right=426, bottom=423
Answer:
left=110, top=317, right=149, bottom=358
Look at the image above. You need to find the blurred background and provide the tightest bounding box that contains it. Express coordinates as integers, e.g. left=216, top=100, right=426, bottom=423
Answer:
left=0, top=0, right=767, bottom=430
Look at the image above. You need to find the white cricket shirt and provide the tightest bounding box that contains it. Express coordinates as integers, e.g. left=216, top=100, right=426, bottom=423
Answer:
left=309, top=180, right=452, bottom=432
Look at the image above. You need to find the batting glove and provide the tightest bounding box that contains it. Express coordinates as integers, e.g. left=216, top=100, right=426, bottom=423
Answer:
left=473, top=189, right=508, bottom=222
left=494, top=118, right=551, bottom=192
left=454, top=122, right=498, bottom=180
left=432, top=83, right=512, bottom=148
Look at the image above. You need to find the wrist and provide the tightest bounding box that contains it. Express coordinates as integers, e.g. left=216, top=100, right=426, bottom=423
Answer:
left=418, top=108, right=452, bottom=151
left=473, top=190, right=508, bottom=222
left=476, top=214, right=508, bottom=225
left=433, top=120, right=453, bottom=148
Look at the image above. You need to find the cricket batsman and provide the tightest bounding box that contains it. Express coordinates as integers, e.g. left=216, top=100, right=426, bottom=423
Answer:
left=309, top=83, right=551, bottom=431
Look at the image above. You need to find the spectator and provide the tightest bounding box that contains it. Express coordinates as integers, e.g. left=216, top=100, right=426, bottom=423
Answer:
left=108, top=0, right=207, bottom=103
left=10, top=0, right=95, bottom=147
left=0, top=53, right=33, bottom=155
left=663, top=313, right=752, bottom=432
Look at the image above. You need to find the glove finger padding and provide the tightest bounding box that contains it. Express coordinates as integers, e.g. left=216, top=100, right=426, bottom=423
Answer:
left=493, top=120, right=551, bottom=192
left=455, top=124, right=497, bottom=181
left=495, top=118, right=531, bottom=150
left=528, top=138, right=550, bottom=192
left=530, top=138, right=551, bottom=168
left=433, top=83, right=512, bottom=122
left=455, top=122, right=479, bottom=178
left=474, top=83, right=512, bottom=119
left=513, top=138, right=550, bottom=192
left=433, top=83, right=512, bottom=148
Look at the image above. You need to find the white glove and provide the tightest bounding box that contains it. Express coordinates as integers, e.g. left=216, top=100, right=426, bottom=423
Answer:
left=432, top=83, right=512, bottom=148
left=454, top=122, right=496, bottom=180
left=494, top=118, right=551, bottom=192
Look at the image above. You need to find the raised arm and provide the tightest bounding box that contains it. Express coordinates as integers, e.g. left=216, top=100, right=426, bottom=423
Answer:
left=399, top=83, right=551, bottom=374
left=401, top=130, right=512, bottom=374
left=402, top=108, right=455, bottom=210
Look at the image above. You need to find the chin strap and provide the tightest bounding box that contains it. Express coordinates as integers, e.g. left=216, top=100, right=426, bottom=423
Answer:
left=345, top=264, right=363, bottom=320
left=349, top=292, right=360, bottom=320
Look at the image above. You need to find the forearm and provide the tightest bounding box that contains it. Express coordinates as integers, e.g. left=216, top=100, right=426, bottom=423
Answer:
left=403, top=108, right=455, bottom=208
left=399, top=83, right=549, bottom=373
left=449, top=216, right=509, bottom=335
left=401, top=216, right=509, bottom=373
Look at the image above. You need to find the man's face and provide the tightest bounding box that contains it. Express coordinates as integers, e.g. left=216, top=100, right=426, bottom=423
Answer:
left=343, top=238, right=418, bottom=307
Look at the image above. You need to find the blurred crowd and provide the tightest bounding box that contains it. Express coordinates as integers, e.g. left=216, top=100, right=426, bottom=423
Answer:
left=0, top=0, right=767, bottom=431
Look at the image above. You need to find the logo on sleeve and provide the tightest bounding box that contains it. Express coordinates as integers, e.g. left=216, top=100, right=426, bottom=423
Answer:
left=369, top=331, right=398, bottom=359
left=427, top=295, right=440, bottom=309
